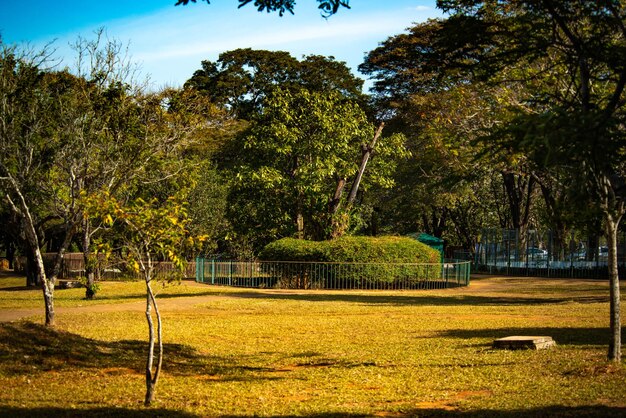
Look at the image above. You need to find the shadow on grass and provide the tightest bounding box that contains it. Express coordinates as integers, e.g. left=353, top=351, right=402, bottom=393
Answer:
left=221, top=405, right=626, bottom=417
left=0, top=406, right=200, bottom=417
left=1, top=406, right=625, bottom=418
left=435, top=327, right=625, bottom=347
left=205, top=289, right=609, bottom=307
left=0, top=322, right=283, bottom=382
left=0, top=285, right=37, bottom=292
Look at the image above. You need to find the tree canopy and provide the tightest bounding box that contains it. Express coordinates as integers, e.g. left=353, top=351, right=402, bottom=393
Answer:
left=175, top=0, right=350, bottom=16
left=185, top=48, right=364, bottom=119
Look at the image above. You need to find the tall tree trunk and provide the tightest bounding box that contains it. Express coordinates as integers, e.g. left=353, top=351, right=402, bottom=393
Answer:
left=82, top=219, right=97, bottom=299
left=34, top=246, right=55, bottom=327
left=295, top=204, right=304, bottom=240
left=328, top=177, right=347, bottom=215
left=345, top=122, right=385, bottom=209
left=144, top=263, right=163, bottom=406
left=8, top=192, right=56, bottom=326
left=534, top=173, right=567, bottom=259
left=328, top=123, right=384, bottom=239
left=422, top=207, right=447, bottom=238
left=5, top=241, right=15, bottom=270
left=502, top=171, right=535, bottom=259
left=605, top=212, right=622, bottom=362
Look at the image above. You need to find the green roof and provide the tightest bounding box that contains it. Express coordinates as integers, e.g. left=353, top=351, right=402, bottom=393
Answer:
left=407, top=232, right=443, bottom=246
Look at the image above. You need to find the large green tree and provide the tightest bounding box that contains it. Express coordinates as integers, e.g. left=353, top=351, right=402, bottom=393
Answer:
left=0, top=43, right=79, bottom=326
left=360, top=20, right=518, bottom=249
left=432, top=0, right=626, bottom=361
left=186, top=48, right=365, bottom=120
left=228, top=87, right=405, bottom=249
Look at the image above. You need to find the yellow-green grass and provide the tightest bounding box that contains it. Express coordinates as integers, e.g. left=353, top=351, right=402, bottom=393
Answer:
left=0, top=274, right=624, bottom=417
left=0, top=275, right=221, bottom=309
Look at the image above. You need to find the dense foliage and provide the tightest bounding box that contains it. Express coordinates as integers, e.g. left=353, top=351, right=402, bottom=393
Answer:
left=259, top=236, right=440, bottom=264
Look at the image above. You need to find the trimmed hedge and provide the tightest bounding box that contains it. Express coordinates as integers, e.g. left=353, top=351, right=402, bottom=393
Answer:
left=259, top=236, right=440, bottom=264
left=258, top=236, right=442, bottom=289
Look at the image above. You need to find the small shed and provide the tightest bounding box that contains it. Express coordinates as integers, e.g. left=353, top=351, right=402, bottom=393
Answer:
left=408, top=233, right=444, bottom=263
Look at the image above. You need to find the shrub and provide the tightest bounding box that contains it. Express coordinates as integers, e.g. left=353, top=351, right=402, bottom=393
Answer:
left=259, top=236, right=439, bottom=264
left=258, top=236, right=441, bottom=289
left=258, top=238, right=329, bottom=262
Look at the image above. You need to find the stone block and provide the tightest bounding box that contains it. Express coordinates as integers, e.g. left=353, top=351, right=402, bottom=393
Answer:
left=493, top=336, right=556, bottom=350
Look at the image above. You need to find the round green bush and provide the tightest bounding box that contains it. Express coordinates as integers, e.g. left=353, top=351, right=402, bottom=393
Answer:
left=258, top=236, right=440, bottom=264
left=258, top=236, right=442, bottom=289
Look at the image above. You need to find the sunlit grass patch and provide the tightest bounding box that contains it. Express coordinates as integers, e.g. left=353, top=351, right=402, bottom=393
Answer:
left=0, top=276, right=224, bottom=309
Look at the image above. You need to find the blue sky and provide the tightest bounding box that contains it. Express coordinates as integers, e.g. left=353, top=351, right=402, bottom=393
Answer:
left=0, top=1, right=441, bottom=90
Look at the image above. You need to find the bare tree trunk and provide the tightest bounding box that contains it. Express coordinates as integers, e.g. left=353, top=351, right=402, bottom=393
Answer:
left=606, top=212, right=622, bottom=362
left=345, top=122, right=385, bottom=209
left=144, top=266, right=163, bottom=406
left=328, top=178, right=347, bottom=215
left=7, top=190, right=56, bottom=326
left=82, top=219, right=97, bottom=299
left=295, top=208, right=304, bottom=240
left=328, top=123, right=385, bottom=239
left=5, top=241, right=15, bottom=270
left=502, top=171, right=535, bottom=259
left=34, top=246, right=55, bottom=327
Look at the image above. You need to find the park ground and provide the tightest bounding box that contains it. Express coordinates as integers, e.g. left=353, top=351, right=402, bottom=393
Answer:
left=0, top=272, right=625, bottom=417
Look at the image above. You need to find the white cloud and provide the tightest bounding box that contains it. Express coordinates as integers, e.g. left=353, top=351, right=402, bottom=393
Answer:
left=34, top=3, right=441, bottom=88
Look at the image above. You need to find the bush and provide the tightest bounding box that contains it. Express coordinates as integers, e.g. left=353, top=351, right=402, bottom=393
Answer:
left=259, top=236, right=440, bottom=264
left=258, top=236, right=441, bottom=289
left=258, top=238, right=329, bottom=262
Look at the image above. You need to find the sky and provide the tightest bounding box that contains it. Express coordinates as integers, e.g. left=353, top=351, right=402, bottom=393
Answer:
left=0, top=1, right=442, bottom=90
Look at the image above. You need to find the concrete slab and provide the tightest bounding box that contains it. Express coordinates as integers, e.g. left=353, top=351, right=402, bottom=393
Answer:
left=493, top=336, right=556, bottom=350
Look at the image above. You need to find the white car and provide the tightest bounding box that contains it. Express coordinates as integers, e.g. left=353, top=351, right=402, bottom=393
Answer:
left=526, top=247, right=548, bottom=259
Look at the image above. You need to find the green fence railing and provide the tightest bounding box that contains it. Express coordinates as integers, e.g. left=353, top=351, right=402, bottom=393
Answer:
left=195, top=258, right=471, bottom=290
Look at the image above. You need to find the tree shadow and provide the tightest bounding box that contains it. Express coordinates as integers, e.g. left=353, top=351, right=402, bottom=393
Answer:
left=0, top=283, right=36, bottom=291
left=0, top=406, right=200, bottom=417
left=435, top=326, right=625, bottom=347
left=206, top=289, right=609, bottom=307
left=0, top=322, right=283, bottom=382
left=0, top=405, right=624, bottom=418
left=220, top=405, right=626, bottom=417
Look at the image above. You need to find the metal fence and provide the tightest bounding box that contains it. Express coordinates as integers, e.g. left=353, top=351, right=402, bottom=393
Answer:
left=57, top=254, right=196, bottom=281
left=475, top=228, right=626, bottom=279
left=195, top=258, right=471, bottom=290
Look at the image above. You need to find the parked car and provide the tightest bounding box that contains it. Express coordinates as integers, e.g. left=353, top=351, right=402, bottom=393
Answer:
left=599, top=246, right=609, bottom=260
left=567, top=249, right=586, bottom=261
left=526, top=247, right=548, bottom=259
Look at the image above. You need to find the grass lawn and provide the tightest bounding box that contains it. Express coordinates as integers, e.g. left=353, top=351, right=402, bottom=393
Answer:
left=0, top=273, right=624, bottom=417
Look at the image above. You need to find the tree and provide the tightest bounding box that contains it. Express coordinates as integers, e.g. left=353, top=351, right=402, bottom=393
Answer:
left=433, top=0, right=626, bottom=361
left=85, top=191, right=204, bottom=406
left=228, top=87, right=405, bottom=248
left=175, top=0, right=350, bottom=17
left=64, top=33, right=217, bottom=299
left=185, top=49, right=378, bottom=252
left=55, top=34, right=144, bottom=299
left=0, top=43, right=79, bottom=326
left=185, top=48, right=364, bottom=120
left=360, top=20, right=519, bottom=250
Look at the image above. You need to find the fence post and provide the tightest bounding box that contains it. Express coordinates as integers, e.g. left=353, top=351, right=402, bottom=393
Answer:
left=211, top=259, right=215, bottom=285
left=229, top=260, right=233, bottom=286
